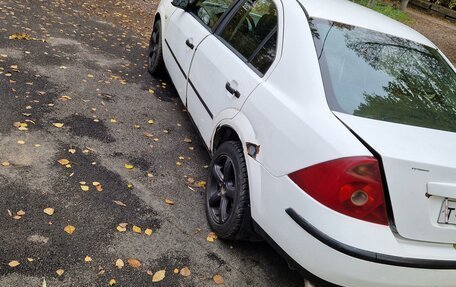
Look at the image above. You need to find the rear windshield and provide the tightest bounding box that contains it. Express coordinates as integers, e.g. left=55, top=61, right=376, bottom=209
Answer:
left=311, top=19, right=456, bottom=133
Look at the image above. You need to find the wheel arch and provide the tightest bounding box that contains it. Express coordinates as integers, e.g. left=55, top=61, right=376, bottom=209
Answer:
left=211, top=113, right=258, bottom=156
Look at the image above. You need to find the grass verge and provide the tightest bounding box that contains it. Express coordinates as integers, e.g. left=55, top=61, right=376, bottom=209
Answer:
left=352, top=0, right=411, bottom=23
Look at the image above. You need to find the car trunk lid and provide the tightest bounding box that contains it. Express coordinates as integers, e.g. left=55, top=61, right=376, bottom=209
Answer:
left=335, top=112, right=456, bottom=244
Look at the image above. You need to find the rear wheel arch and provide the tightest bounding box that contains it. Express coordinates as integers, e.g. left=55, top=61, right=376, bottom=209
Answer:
left=212, top=125, right=242, bottom=153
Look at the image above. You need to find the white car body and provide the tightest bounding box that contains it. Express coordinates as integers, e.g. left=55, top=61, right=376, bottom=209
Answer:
left=153, top=0, right=456, bottom=286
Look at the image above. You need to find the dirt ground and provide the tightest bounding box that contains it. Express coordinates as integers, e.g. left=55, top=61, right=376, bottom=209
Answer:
left=408, top=7, right=456, bottom=65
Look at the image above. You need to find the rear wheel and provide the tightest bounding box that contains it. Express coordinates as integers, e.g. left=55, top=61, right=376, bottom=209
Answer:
left=148, top=19, right=165, bottom=76
left=205, top=141, right=254, bottom=240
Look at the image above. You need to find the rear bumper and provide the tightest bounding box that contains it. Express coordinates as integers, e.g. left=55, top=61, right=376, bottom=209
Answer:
left=286, top=208, right=456, bottom=270
left=251, top=159, right=456, bottom=287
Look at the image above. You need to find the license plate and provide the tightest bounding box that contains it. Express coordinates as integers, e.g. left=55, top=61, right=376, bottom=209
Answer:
left=438, top=199, right=456, bottom=225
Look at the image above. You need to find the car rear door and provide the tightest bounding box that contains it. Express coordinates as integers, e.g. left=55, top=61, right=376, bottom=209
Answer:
left=164, top=0, right=235, bottom=103
left=187, top=0, right=281, bottom=147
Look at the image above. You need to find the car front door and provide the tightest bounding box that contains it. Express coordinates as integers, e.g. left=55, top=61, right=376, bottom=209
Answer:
left=164, top=0, right=236, bottom=103
left=187, top=0, right=280, bottom=147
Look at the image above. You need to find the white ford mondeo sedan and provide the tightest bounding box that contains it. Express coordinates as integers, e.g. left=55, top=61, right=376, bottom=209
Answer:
left=148, top=0, right=456, bottom=285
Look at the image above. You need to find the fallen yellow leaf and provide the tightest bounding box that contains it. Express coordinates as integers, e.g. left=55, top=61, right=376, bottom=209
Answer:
left=64, top=225, right=75, bottom=235
left=180, top=267, right=191, bottom=277
left=127, top=258, right=141, bottom=268
left=1, top=161, right=11, bottom=167
left=52, top=123, right=64, bottom=128
left=132, top=225, right=141, bottom=234
left=145, top=228, right=152, bottom=236
left=43, top=208, right=54, bottom=216
left=165, top=199, right=174, bottom=205
left=84, top=256, right=92, bottom=263
left=207, top=232, right=218, bottom=242
left=152, top=270, right=166, bottom=282
left=16, top=210, right=25, bottom=216
left=17, top=140, right=25, bottom=145
left=213, top=274, right=224, bottom=284
left=80, top=185, right=89, bottom=192
left=147, top=119, right=154, bottom=124
left=124, top=163, right=134, bottom=169
left=68, top=148, right=76, bottom=154
left=115, top=259, right=124, bottom=269
left=57, top=159, right=70, bottom=165
left=92, top=182, right=101, bottom=186
left=109, top=278, right=116, bottom=286
left=8, top=260, right=20, bottom=267
left=173, top=268, right=179, bottom=274
left=56, top=269, right=65, bottom=276
left=116, top=225, right=127, bottom=232
left=27, top=258, right=34, bottom=262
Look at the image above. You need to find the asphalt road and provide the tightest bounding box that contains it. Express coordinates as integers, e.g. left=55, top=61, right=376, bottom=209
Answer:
left=0, top=0, right=302, bottom=286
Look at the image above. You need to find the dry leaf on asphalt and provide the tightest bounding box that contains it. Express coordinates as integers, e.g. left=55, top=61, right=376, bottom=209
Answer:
left=52, top=123, right=64, bottom=128
left=80, top=185, right=89, bottom=192
left=132, top=225, right=141, bottom=234
left=213, top=274, right=224, bottom=285
left=180, top=267, right=191, bottom=277
left=207, top=232, right=218, bottom=242
left=124, top=163, right=134, bottom=169
left=16, top=210, right=25, bottom=216
left=8, top=260, right=20, bottom=267
left=64, top=225, right=76, bottom=235
left=113, top=200, right=126, bottom=207
left=57, top=159, right=70, bottom=165
left=84, top=256, right=92, bottom=263
left=164, top=199, right=174, bottom=205
left=115, top=259, right=124, bottom=269
left=109, top=279, right=116, bottom=286
left=43, top=208, right=54, bottom=216
left=127, top=258, right=141, bottom=268
left=56, top=269, right=64, bottom=276
left=145, top=228, right=152, bottom=236
left=1, top=161, right=11, bottom=167
left=152, top=270, right=166, bottom=282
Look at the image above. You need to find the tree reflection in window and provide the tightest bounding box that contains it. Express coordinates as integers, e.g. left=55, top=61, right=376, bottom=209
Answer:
left=312, top=19, right=456, bottom=132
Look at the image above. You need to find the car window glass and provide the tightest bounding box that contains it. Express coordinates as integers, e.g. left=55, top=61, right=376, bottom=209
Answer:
left=251, top=31, right=277, bottom=74
left=220, top=0, right=277, bottom=65
left=191, top=0, right=234, bottom=28
left=312, top=19, right=456, bottom=133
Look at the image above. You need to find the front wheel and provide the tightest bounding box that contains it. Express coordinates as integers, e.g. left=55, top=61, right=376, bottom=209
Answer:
left=205, top=141, right=254, bottom=240
left=147, top=19, right=165, bottom=76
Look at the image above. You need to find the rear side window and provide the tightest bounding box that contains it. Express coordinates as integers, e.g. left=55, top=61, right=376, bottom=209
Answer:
left=191, top=0, right=235, bottom=29
left=219, top=0, right=278, bottom=74
left=312, top=19, right=456, bottom=133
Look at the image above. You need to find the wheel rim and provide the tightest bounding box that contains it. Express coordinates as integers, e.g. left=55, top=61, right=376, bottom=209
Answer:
left=207, top=154, right=237, bottom=224
left=148, top=24, right=159, bottom=67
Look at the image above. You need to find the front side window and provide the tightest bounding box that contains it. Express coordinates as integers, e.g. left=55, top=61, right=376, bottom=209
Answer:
left=191, top=0, right=234, bottom=29
left=220, top=0, right=278, bottom=74
left=312, top=19, right=456, bottom=133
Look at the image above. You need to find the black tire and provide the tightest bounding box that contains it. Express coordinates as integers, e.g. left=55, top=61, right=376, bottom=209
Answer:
left=205, top=141, right=255, bottom=240
left=148, top=19, right=165, bottom=76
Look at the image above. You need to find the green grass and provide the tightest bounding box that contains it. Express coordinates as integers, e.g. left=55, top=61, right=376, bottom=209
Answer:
left=352, top=0, right=411, bottom=23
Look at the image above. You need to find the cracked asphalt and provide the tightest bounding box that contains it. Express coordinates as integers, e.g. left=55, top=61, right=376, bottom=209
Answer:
left=0, top=0, right=302, bottom=286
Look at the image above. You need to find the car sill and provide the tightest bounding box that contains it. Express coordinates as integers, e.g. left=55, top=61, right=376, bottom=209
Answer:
left=286, top=208, right=456, bottom=269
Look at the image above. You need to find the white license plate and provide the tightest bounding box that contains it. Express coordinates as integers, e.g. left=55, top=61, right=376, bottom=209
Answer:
left=438, top=199, right=456, bottom=225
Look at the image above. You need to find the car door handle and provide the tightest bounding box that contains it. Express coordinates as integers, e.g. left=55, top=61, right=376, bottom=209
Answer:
left=225, top=82, right=240, bottom=98
left=185, top=39, right=194, bottom=49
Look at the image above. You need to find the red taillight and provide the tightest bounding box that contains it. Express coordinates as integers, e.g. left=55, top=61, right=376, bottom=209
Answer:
left=289, top=157, right=389, bottom=225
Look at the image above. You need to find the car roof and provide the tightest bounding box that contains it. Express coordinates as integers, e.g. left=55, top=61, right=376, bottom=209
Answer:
left=297, top=0, right=436, bottom=48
